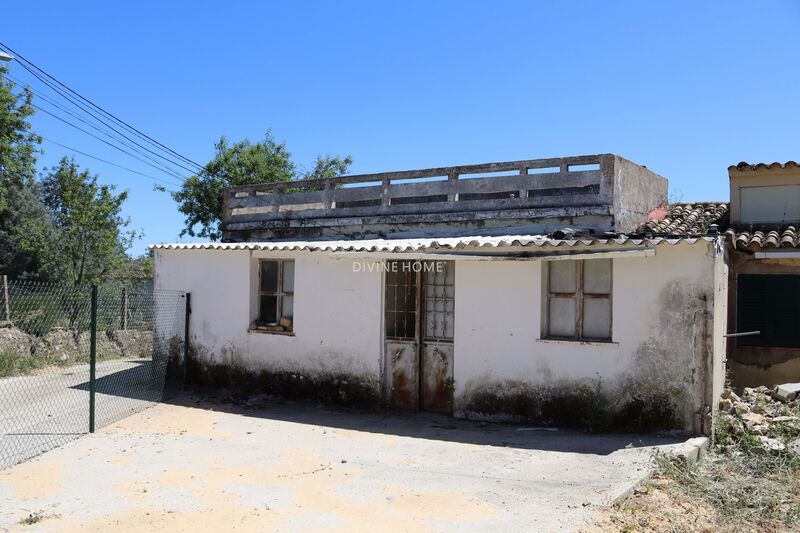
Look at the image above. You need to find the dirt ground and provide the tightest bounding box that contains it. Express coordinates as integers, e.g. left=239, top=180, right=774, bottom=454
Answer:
left=0, top=395, right=688, bottom=532
left=585, top=475, right=723, bottom=532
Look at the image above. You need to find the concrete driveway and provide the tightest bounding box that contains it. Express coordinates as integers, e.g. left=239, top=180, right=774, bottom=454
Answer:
left=0, top=396, right=685, bottom=532
left=0, top=360, right=162, bottom=469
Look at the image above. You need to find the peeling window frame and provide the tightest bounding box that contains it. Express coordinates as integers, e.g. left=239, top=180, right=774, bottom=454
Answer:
left=254, top=259, right=294, bottom=334
left=545, top=259, right=612, bottom=342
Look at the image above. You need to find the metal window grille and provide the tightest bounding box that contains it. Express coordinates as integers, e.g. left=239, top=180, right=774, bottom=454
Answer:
left=384, top=261, right=418, bottom=340
left=423, top=261, right=455, bottom=342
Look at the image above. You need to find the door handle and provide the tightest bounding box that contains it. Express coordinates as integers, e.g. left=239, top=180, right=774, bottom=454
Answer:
left=392, top=349, right=403, bottom=364
left=433, top=347, right=447, bottom=364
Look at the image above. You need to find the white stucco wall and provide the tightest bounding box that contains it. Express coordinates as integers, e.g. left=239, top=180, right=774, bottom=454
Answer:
left=154, top=249, right=384, bottom=380
left=154, top=240, right=723, bottom=432
left=453, top=242, right=719, bottom=431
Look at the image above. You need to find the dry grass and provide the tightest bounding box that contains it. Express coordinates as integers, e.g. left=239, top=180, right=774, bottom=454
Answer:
left=588, top=405, right=800, bottom=532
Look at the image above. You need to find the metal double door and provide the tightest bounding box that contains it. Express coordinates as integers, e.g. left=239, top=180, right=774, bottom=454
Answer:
left=384, top=260, right=454, bottom=413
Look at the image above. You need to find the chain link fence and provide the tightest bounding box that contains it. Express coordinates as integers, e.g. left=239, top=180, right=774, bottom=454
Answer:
left=0, top=277, right=187, bottom=470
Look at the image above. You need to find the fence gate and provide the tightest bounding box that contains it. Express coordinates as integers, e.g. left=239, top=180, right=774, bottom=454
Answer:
left=0, top=280, right=188, bottom=470
left=384, top=260, right=455, bottom=413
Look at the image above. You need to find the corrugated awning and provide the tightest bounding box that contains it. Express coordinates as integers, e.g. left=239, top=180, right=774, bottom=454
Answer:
left=150, top=234, right=715, bottom=253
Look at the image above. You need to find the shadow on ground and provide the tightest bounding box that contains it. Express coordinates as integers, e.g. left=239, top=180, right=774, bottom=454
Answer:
left=70, top=359, right=166, bottom=403
left=166, top=393, right=685, bottom=456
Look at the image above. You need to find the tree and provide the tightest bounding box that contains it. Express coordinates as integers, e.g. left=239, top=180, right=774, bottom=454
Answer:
left=303, top=154, right=354, bottom=181
left=171, top=131, right=352, bottom=240
left=38, top=157, right=135, bottom=286
left=0, top=65, right=40, bottom=211
left=0, top=65, right=45, bottom=277
left=0, top=180, right=51, bottom=278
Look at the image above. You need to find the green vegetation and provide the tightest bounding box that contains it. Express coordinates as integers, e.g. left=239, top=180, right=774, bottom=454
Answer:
left=0, top=66, right=151, bottom=284
left=18, top=512, right=46, bottom=526
left=0, top=349, right=69, bottom=378
left=170, top=131, right=352, bottom=240
left=598, top=388, right=800, bottom=531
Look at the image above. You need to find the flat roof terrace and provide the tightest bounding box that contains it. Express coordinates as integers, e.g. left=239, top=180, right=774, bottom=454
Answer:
left=221, top=154, right=666, bottom=241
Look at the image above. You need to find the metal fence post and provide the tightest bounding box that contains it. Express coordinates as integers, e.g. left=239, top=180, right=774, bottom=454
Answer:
left=2, top=275, right=9, bottom=323
left=89, top=285, right=97, bottom=433
left=121, top=287, right=128, bottom=330
left=182, top=292, right=191, bottom=391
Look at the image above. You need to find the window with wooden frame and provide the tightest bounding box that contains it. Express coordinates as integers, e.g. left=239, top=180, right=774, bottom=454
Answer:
left=546, top=259, right=612, bottom=341
left=256, top=259, right=294, bottom=332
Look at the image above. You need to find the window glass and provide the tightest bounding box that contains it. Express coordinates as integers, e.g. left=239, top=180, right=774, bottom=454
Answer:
left=260, top=261, right=279, bottom=292
left=259, top=295, right=278, bottom=323
left=549, top=261, right=576, bottom=293
left=282, top=261, right=295, bottom=292
left=584, top=259, right=612, bottom=294
left=547, top=259, right=612, bottom=341
left=548, top=297, right=576, bottom=337
left=282, top=295, right=294, bottom=319
left=583, top=298, right=611, bottom=339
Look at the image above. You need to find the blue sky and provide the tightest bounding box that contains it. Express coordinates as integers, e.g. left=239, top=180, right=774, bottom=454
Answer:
left=3, top=1, right=799, bottom=254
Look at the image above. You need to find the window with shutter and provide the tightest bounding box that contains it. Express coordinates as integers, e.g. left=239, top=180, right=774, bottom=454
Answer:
left=737, top=274, right=800, bottom=348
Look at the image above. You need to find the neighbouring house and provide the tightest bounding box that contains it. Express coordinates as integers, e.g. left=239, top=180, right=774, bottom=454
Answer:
left=640, top=161, right=800, bottom=391
left=153, top=154, right=732, bottom=435
left=722, top=162, right=800, bottom=388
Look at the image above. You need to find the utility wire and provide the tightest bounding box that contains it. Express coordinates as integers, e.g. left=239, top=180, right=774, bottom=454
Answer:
left=0, top=41, right=206, bottom=172
left=7, top=72, right=188, bottom=187
left=5, top=67, right=200, bottom=177
left=41, top=137, right=181, bottom=190
left=22, top=90, right=192, bottom=181
left=32, top=102, right=189, bottom=182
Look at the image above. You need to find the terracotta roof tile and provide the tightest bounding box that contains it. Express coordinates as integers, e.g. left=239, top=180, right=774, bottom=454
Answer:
left=725, top=226, right=800, bottom=249
left=638, top=203, right=729, bottom=236
left=729, top=161, right=800, bottom=172
left=635, top=200, right=800, bottom=249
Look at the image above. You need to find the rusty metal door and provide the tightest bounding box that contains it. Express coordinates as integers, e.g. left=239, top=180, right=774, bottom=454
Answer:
left=420, top=261, right=455, bottom=413
left=384, top=262, right=420, bottom=410
left=384, top=260, right=455, bottom=414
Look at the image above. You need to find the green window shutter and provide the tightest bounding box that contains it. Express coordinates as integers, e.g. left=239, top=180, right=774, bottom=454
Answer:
left=737, top=275, right=800, bottom=348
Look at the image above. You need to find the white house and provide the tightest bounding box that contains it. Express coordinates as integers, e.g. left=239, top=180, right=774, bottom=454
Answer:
left=153, top=154, right=729, bottom=434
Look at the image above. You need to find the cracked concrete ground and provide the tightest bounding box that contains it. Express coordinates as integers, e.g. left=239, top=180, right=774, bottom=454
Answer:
left=0, top=396, right=686, bottom=532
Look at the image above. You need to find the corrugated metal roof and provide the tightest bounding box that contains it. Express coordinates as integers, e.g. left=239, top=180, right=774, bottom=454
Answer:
left=150, top=234, right=715, bottom=253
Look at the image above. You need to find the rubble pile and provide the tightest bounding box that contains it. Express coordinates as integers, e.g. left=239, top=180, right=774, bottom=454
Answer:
left=718, top=383, right=800, bottom=455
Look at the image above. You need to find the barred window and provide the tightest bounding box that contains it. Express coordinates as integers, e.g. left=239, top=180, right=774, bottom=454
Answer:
left=546, top=259, right=612, bottom=341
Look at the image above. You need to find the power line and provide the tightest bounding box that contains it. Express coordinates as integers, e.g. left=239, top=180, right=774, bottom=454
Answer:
left=24, top=89, right=192, bottom=181
left=41, top=137, right=181, bottom=189
left=6, top=72, right=187, bottom=187
left=32, top=102, right=189, bottom=182
left=0, top=41, right=206, bottom=173
left=5, top=68, right=200, bottom=177
left=13, top=82, right=194, bottom=181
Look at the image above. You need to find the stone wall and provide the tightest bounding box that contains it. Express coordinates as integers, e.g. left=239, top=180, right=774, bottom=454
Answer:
left=0, top=325, right=153, bottom=362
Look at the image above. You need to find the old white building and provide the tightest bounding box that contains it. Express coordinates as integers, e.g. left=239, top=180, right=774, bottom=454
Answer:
left=153, top=154, right=729, bottom=434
